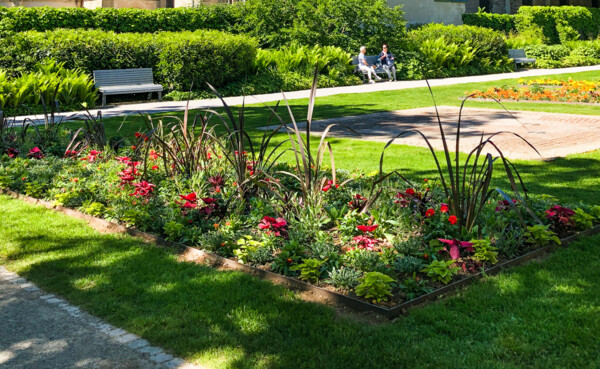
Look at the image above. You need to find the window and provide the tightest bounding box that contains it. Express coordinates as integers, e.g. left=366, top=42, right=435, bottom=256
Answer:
left=166, top=0, right=174, bottom=7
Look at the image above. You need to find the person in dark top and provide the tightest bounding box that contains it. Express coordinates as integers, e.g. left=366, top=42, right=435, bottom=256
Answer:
left=378, top=44, right=397, bottom=82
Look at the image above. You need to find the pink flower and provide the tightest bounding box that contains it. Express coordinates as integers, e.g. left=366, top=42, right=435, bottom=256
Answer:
left=258, top=216, right=288, bottom=237
left=352, top=235, right=379, bottom=250
left=130, top=181, right=155, bottom=197
left=438, top=238, right=474, bottom=260
left=27, top=147, right=44, bottom=159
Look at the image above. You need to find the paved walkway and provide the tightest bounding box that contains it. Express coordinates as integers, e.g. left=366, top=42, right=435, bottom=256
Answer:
left=13, top=65, right=600, bottom=124
left=300, top=106, right=600, bottom=160
left=0, top=266, right=201, bottom=369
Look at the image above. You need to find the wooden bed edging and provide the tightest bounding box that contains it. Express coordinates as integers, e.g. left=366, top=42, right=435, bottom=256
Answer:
left=3, top=188, right=599, bottom=319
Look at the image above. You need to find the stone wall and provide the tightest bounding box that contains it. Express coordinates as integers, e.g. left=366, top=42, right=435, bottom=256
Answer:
left=389, top=0, right=466, bottom=25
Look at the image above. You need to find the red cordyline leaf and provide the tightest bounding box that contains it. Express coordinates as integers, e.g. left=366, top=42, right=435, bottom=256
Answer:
left=357, top=225, right=379, bottom=233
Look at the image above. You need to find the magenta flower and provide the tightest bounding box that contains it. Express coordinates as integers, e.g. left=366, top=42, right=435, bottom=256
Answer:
left=438, top=238, right=474, bottom=260
left=27, top=147, right=44, bottom=159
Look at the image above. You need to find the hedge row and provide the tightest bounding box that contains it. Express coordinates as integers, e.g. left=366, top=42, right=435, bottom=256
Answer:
left=0, top=0, right=407, bottom=53
left=0, top=29, right=257, bottom=91
left=516, top=6, right=600, bottom=44
left=462, top=12, right=516, bottom=34
left=525, top=42, right=600, bottom=68
left=463, top=6, right=600, bottom=44
left=0, top=6, right=240, bottom=33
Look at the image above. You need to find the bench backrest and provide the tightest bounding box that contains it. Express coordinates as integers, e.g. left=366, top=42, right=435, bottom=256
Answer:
left=351, top=55, right=380, bottom=66
left=508, top=49, right=527, bottom=59
left=93, top=68, right=155, bottom=87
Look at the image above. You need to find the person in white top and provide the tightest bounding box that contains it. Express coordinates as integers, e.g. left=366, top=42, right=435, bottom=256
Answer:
left=357, top=46, right=382, bottom=84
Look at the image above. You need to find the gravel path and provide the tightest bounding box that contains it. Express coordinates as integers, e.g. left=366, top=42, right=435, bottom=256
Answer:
left=0, top=266, right=199, bottom=369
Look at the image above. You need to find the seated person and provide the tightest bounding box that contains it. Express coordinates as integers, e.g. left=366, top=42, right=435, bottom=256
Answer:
left=377, top=44, right=397, bottom=82
left=358, top=46, right=382, bottom=84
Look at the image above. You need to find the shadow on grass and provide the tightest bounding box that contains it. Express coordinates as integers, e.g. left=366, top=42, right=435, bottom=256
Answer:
left=2, top=197, right=600, bottom=369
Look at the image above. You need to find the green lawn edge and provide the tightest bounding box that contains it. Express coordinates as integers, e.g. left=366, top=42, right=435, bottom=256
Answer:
left=1, top=195, right=600, bottom=369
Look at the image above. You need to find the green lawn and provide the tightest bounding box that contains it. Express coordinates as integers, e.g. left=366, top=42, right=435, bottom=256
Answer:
left=89, top=69, right=600, bottom=204
left=3, top=69, right=600, bottom=368
left=1, top=195, right=600, bottom=369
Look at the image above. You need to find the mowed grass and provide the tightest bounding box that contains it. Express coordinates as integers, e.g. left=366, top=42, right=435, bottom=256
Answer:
left=3, top=69, right=600, bottom=368
left=84, top=69, right=600, bottom=204
left=1, top=195, right=600, bottom=369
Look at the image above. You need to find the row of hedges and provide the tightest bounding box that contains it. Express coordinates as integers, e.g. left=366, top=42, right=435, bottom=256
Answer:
left=0, top=29, right=258, bottom=91
left=0, top=0, right=407, bottom=52
left=525, top=41, right=600, bottom=68
left=463, top=6, right=600, bottom=44
left=462, top=12, right=516, bottom=34
left=0, top=6, right=239, bottom=33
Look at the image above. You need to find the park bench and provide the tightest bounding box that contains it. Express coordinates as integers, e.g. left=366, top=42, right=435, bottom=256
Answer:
left=509, top=49, right=536, bottom=70
left=352, top=56, right=387, bottom=82
left=93, top=68, right=163, bottom=107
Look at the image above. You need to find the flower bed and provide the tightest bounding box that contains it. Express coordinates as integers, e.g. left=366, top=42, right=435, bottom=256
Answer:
left=2, top=82, right=599, bottom=316
left=468, top=79, right=600, bottom=103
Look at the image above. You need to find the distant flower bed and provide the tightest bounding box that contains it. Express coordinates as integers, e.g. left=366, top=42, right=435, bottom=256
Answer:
left=468, top=79, right=600, bottom=103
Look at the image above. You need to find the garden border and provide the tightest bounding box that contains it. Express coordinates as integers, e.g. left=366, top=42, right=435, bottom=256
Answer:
left=2, top=187, right=599, bottom=319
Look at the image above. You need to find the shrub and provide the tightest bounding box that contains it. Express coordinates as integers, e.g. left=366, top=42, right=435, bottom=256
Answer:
left=237, top=0, right=407, bottom=51
left=355, top=271, right=395, bottom=302
left=409, top=24, right=512, bottom=77
left=0, top=60, right=96, bottom=115
left=462, top=11, right=516, bottom=34
left=515, top=6, right=600, bottom=45
left=0, top=29, right=256, bottom=91
left=0, top=6, right=241, bottom=33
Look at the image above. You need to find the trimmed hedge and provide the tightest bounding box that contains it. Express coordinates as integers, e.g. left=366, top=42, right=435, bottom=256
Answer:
left=515, top=6, right=600, bottom=44
left=0, top=29, right=257, bottom=91
left=462, top=12, right=516, bottom=34
left=0, top=6, right=241, bottom=33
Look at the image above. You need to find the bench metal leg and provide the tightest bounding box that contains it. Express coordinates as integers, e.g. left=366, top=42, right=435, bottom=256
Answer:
left=158, top=91, right=162, bottom=102
left=102, top=94, right=106, bottom=108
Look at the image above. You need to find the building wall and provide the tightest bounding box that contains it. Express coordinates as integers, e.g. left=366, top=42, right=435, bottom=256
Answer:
left=0, top=0, right=82, bottom=6
left=389, top=0, right=466, bottom=25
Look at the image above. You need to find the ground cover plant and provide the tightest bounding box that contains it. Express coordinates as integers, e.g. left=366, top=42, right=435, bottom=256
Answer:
left=467, top=78, right=600, bottom=103
left=1, top=72, right=598, bottom=308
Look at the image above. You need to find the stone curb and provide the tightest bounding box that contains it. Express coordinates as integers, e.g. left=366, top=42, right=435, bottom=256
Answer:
left=0, top=266, right=207, bottom=369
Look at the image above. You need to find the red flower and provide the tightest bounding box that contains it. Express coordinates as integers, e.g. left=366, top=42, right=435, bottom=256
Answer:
left=149, top=150, right=160, bottom=161
left=151, top=165, right=158, bottom=170
left=6, top=148, right=19, bottom=158
left=115, top=156, right=131, bottom=164
left=425, top=208, right=435, bottom=217
left=130, top=181, right=155, bottom=197
left=405, top=188, right=415, bottom=196
left=27, top=147, right=44, bottom=159
left=440, top=203, right=449, bottom=213
left=64, top=150, right=78, bottom=158
left=438, top=238, right=474, bottom=260
left=179, top=192, right=197, bottom=203
left=357, top=225, right=379, bottom=233
left=134, top=132, right=142, bottom=138
left=448, top=215, right=458, bottom=225
left=80, top=150, right=101, bottom=163
left=258, top=216, right=287, bottom=237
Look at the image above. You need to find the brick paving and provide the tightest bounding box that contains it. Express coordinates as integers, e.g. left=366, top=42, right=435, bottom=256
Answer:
left=300, top=106, right=600, bottom=160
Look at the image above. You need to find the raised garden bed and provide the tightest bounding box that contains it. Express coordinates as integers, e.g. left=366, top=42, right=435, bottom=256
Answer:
left=2, top=187, right=599, bottom=319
